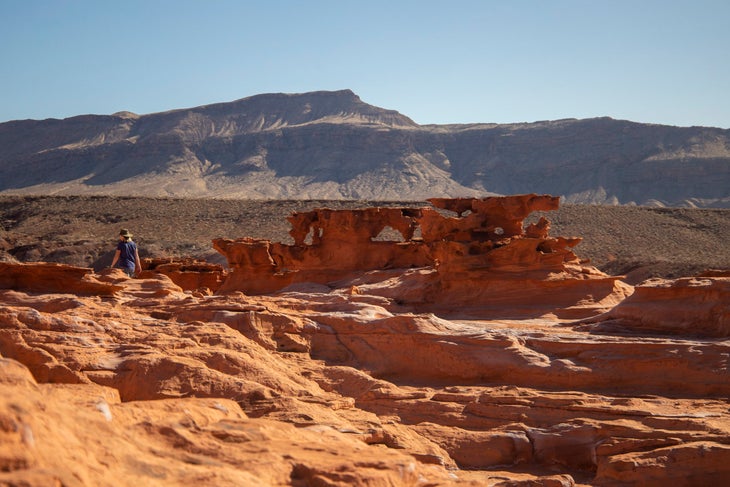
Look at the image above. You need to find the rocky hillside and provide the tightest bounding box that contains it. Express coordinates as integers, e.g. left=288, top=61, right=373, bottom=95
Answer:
left=1, top=90, right=729, bottom=206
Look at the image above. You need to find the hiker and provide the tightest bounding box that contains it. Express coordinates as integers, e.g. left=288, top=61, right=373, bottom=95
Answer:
left=110, top=228, right=142, bottom=277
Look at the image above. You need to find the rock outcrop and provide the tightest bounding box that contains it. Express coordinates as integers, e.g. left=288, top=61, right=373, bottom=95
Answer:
left=579, top=276, right=730, bottom=337
left=142, top=258, right=225, bottom=293
left=0, top=261, right=121, bottom=296
left=1, top=195, right=729, bottom=486
left=213, top=194, right=631, bottom=318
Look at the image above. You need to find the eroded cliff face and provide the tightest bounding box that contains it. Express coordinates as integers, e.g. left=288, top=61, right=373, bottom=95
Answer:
left=1, top=195, right=729, bottom=486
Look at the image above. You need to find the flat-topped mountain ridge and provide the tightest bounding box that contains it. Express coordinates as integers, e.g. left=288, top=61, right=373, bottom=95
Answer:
left=1, top=90, right=729, bottom=205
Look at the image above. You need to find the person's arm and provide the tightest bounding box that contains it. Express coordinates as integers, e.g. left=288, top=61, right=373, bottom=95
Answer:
left=110, top=250, right=121, bottom=268
left=134, top=248, right=142, bottom=275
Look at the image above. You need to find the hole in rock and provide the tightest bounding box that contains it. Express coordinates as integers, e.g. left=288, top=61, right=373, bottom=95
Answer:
left=372, top=226, right=405, bottom=242
left=303, top=227, right=323, bottom=245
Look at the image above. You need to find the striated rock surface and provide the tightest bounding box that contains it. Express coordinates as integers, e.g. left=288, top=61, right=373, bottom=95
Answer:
left=581, top=276, right=730, bottom=338
left=1, top=195, right=729, bottom=486
left=0, top=261, right=122, bottom=296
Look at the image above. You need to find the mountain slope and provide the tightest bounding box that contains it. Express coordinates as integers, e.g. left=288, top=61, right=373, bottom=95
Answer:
left=428, top=118, right=730, bottom=205
left=1, top=90, right=729, bottom=205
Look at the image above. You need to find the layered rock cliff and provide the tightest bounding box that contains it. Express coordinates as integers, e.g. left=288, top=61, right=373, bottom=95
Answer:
left=1, top=90, right=729, bottom=206
left=2, top=195, right=729, bottom=486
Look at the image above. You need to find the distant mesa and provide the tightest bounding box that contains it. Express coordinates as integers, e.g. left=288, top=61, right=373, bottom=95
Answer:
left=0, top=89, right=728, bottom=206
left=111, top=111, right=139, bottom=119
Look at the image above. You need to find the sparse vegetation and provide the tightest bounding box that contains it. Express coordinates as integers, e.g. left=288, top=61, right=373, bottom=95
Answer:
left=1, top=196, right=728, bottom=283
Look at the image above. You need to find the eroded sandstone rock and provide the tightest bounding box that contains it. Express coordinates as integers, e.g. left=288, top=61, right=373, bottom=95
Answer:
left=1, top=195, right=728, bottom=486
left=579, top=276, right=730, bottom=337
left=214, top=194, right=630, bottom=318
left=0, top=261, right=121, bottom=296
left=142, top=257, right=226, bottom=292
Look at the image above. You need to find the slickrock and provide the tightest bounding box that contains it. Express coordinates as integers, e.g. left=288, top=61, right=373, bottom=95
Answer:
left=0, top=261, right=122, bottom=296
left=580, top=276, right=730, bottom=337
left=1, top=195, right=728, bottom=486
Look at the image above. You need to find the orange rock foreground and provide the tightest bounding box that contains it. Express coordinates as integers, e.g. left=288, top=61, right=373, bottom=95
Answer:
left=1, top=194, right=729, bottom=486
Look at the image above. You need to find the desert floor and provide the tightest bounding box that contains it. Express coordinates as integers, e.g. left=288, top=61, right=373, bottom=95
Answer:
left=1, top=195, right=729, bottom=283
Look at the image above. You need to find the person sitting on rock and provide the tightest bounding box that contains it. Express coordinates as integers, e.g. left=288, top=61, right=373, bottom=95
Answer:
left=110, top=229, right=142, bottom=277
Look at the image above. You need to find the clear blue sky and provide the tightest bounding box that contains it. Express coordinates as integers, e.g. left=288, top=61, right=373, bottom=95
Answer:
left=1, top=0, right=729, bottom=127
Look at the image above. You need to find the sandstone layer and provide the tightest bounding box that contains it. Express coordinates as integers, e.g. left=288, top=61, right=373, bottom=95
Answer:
left=1, top=195, right=728, bottom=486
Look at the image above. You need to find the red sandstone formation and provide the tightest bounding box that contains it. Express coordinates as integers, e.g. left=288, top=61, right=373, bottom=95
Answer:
left=142, top=257, right=226, bottom=292
left=1, top=194, right=729, bottom=486
left=0, top=262, right=121, bottom=296
left=580, top=276, right=730, bottom=338
left=213, top=194, right=630, bottom=319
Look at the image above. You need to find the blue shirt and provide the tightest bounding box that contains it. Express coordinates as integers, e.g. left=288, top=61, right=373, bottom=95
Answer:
left=116, top=240, right=138, bottom=270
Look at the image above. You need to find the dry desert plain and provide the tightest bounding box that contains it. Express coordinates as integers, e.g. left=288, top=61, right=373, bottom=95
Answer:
left=1, top=195, right=729, bottom=281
